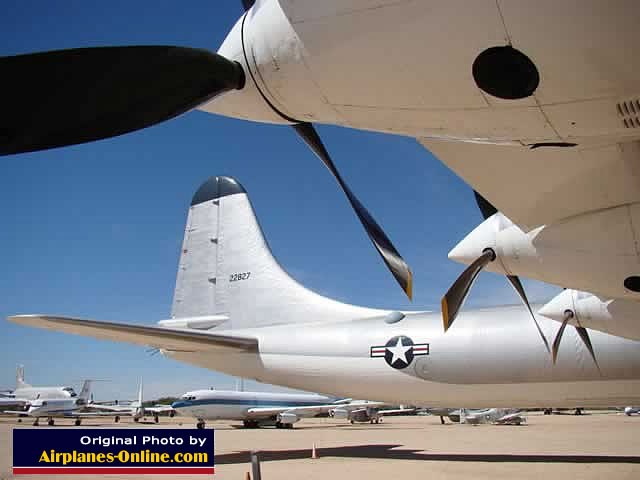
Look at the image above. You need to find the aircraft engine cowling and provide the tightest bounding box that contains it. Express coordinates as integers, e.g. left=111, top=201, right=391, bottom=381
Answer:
left=448, top=205, right=640, bottom=302
left=349, top=409, right=372, bottom=423
left=331, top=408, right=349, bottom=419
left=277, top=412, right=300, bottom=424
left=538, top=289, right=640, bottom=341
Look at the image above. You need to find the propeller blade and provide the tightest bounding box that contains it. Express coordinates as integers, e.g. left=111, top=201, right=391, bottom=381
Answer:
left=575, top=326, right=600, bottom=372
left=441, top=248, right=495, bottom=331
left=506, top=274, right=550, bottom=353
left=292, top=122, right=413, bottom=300
left=473, top=190, right=498, bottom=220
left=1, top=46, right=245, bottom=155
left=551, top=310, right=573, bottom=364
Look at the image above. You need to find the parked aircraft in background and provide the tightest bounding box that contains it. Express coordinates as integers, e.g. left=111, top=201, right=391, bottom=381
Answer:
left=172, top=389, right=366, bottom=429
left=428, top=408, right=525, bottom=425
left=459, top=408, right=526, bottom=425
left=331, top=403, right=415, bottom=425
left=624, top=407, right=640, bottom=416
left=9, top=176, right=640, bottom=410
left=87, top=378, right=174, bottom=423
left=0, top=365, right=82, bottom=408
left=4, top=380, right=94, bottom=426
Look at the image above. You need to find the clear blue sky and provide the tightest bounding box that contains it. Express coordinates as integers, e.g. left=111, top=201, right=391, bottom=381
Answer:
left=0, top=1, right=560, bottom=400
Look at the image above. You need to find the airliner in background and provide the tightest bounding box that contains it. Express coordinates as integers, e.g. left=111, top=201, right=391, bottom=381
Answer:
left=0, top=365, right=83, bottom=408
left=8, top=176, right=640, bottom=410
left=172, top=389, right=380, bottom=429
left=5, top=380, right=93, bottom=426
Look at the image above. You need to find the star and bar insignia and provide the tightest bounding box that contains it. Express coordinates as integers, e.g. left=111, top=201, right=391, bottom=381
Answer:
left=370, top=335, right=429, bottom=369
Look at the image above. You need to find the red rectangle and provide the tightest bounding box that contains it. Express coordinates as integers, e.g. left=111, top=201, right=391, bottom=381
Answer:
left=14, top=467, right=215, bottom=475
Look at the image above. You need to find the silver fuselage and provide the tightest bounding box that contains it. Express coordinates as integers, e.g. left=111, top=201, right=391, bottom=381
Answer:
left=167, top=306, right=640, bottom=408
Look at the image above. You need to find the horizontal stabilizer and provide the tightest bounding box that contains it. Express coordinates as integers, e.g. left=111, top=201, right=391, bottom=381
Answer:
left=7, top=315, right=257, bottom=353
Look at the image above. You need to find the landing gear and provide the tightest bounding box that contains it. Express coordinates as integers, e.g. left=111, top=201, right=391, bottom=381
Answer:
left=47, top=418, right=54, bottom=426
left=275, top=422, right=293, bottom=429
left=154, top=416, right=159, bottom=424
left=440, top=416, right=445, bottom=424
left=33, top=418, right=39, bottom=426
left=114, top=416, right=120, bottom=423
left=134, top=417, right=139, bottom=423
left=74, top=418, right=81, bottom=426
left=574, top=408, right=583, bottom=415
left=543, top=408, right=552, bottom=415
left=370, top=417, right=382, bottom=424
left=243, top=420, right=259, bottom=429
left=169, top=411, right=175, bottom=418
left=196, top=420, right=206, bottom=429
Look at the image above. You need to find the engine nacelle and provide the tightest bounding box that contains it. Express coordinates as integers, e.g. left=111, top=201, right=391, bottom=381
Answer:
left=448, top=206, right=640, bottom=302
left=349, top=409, right=374, bottom=423
left=277, top=412, right=300, bottom=424
left=331, top=408, right=349, bottom=419
left=538, top=289, right=640, bottom=341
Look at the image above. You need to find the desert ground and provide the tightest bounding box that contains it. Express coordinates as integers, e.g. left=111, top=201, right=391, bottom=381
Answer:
left=1, top=411, right=638, bottom=479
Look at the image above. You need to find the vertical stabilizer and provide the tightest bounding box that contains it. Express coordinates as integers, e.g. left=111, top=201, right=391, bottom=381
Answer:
left=170, top=176, right=388, bottom=329
left=134, top=378, right=143, bottom=408
left=78, top=380, right=92, bottom=402
left=16, top=365, right=30, bottom=389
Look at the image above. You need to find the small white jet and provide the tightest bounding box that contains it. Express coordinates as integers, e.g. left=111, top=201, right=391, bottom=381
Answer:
left=172, top=389, right=371, bottom=429
left=624, top=407, right=640, bottom=416
left=0, top=365, right=82, bottom=408
left=8, top=177, right=640, bottom=409
left=5, top=380, right=93, bottom=426
left=86, top=378, right=174, bottom=424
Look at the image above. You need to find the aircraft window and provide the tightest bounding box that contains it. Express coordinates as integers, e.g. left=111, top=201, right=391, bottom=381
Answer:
left=63, top=387, right=77, bottom=397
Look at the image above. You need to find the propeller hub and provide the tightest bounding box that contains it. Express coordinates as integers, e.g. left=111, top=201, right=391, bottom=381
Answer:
left=197, top=13, right=293, bottom=124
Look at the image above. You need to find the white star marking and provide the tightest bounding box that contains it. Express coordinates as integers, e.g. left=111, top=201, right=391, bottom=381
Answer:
left=387, top=337, right=412, bottom=365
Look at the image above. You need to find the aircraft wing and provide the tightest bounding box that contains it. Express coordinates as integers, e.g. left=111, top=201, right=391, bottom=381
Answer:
left=0, top=398, right=26, bottom=407
left=145, top=405, right=174, bottom=414
left=85, top=404, right=133, bottom=413
left=494, top=411, right=525, bottom=424
left=7, top=315, right=258, bottom=353
left=246, top=401, right=382, bottom=419
left=418, top=138, right=640, bottom=232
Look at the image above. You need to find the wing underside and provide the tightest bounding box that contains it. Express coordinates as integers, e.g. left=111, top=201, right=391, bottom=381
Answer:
left=418, top=138, right=640, bottom=231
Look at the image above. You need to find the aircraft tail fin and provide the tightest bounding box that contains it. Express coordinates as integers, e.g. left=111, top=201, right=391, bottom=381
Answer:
left=133, top=378, right=143, bottom=408
left=16, top=365, right=30, bottom=389
left=170, top=176, right=388, bottom=329
left=78, top=380, right=92, bottom=402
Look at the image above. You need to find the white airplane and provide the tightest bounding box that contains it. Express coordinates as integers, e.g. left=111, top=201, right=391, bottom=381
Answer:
left=4, top=2, right=639, bottom=336
left=86, top=379, right=174, bottom=423
left=8, top=176, right=640, bottom=409
left=172, top=389, right=373, bottom=429
left=624, top=407, right=640, bottom=416
left=459, top=408, right=526, bottom=426
left=0, top=365, right=82, bottom=408
left=331, top=403, right=414, bottom=425
left=427, top=407, right=524, bottom=425
left=5, top=380, right=93, bottom=426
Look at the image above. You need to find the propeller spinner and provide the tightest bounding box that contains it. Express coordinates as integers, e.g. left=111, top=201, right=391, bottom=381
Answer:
left=441, top=191, right=550, bottom=352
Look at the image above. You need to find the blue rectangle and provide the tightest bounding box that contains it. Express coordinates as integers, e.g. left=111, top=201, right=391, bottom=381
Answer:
left=14, top=428, right=214, bottom=468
